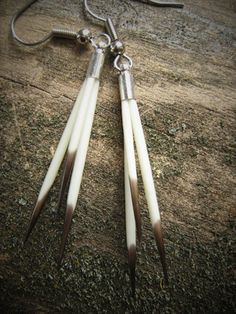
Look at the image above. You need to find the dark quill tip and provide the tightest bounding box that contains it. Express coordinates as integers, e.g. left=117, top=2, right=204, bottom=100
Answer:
left=128, top=244, right=136, bottom=297
left=58, top=204, right=74, bottom=265
left=153, top=221, right=168, bottom=284
left=24, top=193, right=48, bottom=244
left=58, top=151, right=76, bottom=211
left=129, top=178, right=142, bottom=242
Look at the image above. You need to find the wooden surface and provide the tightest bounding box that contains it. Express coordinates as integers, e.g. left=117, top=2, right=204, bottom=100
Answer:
left=0, top=0, right=235, bottom=312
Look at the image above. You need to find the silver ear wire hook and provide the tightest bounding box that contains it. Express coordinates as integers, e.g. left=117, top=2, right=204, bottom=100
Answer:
left=11, top=0, right=81, bottom=46
left=84, top=0, right=106, bottom=22
left=84, top=0, right=184, bottom=39
left=11, top=0, right=53, bottom=46
left=11, top=0, right=104, bottom=47
left=136, top=0, right=184, bottom=9
left=84, top=0, right=184, bottom=23
left=84, top=0, right=119, bottom=42
left=84, top=0, right=184, bottom=65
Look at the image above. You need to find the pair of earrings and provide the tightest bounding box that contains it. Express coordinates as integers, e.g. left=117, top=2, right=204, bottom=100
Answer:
left=12, top=0, right=184, bottom=294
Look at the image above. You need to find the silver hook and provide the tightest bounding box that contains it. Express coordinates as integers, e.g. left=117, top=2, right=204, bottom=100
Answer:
left=10, top=0, right=103, bottom=47
left=11, top=0, right=54, bottom=46
left=11, top=0, right=82, bottom=46
left=138, top=0, right=184, bottom=8
left=83, top=0, right=106, bottom=22
left=83, top=0, right=184, bottom=43
left=84, top=0, right=184, bottom=23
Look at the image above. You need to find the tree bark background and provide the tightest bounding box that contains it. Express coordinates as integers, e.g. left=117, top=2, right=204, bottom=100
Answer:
left=0, top=0, right=235, bottom=312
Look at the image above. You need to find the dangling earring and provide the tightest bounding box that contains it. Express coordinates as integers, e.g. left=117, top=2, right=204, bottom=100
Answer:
left=84, top=0, right=184, bottom=294
left=11, top=0, right=111, bottom=264
left=117, top=58, right=168, bottom=290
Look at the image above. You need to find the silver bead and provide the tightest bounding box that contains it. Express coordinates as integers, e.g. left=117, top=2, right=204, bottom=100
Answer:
left=110, top=40, right=125, bottom=55
left=77, top=28, right=91, bottom=45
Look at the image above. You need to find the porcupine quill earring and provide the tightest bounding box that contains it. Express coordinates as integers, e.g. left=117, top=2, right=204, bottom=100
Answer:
left=84, top=0, right=184, bottom=294
left=11, top=0, right=111, bottom=263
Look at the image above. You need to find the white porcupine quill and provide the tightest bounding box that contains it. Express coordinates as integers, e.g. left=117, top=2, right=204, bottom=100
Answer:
left=24, top=81, right=86, bottom=243
left=125, top=146, right=136, bottom=296
left=58, top=78, right=100, bottom=263
left=129, top=98, right=168, bottom=283
left=122, top=99, right=141, bottom=241
left=25, top=48, right=106, bottom=262
left=58, top=48, right=105, bottom=262
left=118, top=68, right=168, bottom=292
left=58, top=77, right=97, bottom=208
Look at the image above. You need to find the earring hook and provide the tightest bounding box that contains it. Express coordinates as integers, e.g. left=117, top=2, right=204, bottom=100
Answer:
left=11, top=0, right=106, bottom=47
left=139, top=0, right=184, bottom=8
left=83, top=0, right=184, bottom=43
left=83, top=0, right=184, bottom=23
left=11, top=0, right=53, bottom=46
left=83, top=0, right=106, bottom=22
left=11, top=0, right=81, bottom=46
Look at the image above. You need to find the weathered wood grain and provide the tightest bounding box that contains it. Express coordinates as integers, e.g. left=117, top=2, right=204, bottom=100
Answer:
left=0, top=0, right=235, bottom=312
